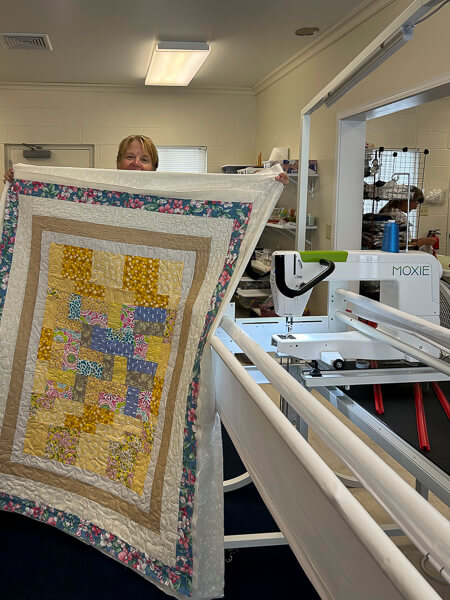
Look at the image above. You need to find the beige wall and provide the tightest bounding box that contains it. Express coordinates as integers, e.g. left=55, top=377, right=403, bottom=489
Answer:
left=254, top=0, right=450, bottom=312
left=366, top=97, right=450, bottom=254
left=0, top=85, right=256, bottom=179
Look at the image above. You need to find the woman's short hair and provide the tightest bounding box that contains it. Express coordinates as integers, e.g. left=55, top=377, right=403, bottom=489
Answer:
left=116, top=135, right=159, bottom=169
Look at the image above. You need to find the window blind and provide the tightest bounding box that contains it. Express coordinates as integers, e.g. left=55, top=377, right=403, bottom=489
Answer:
left=156, top=146, right=207, bottom=173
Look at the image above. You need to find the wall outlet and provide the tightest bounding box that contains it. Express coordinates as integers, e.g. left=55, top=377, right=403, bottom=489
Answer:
left=421, top=206, right=429, bottom=216
left=326, top=224, right=332, bottom=240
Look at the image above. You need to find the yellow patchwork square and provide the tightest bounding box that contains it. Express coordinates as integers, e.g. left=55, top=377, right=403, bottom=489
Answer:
left=48, top=340, right=65, bottom=370
left=84, top=379, right=102, bottom=405
left=65, top=414, right=83, bottom=431
left=112, top=356, right=128, bottom=384
left=123, top=256, right=160, bottom=293
left=46, top=367, right=76, bottom=387
left=156, top=363, right=167, bottom=380
left=42, top=293, right=58, bottom=330
left=80, top=296, right=108, bottom=314
left=47, top=274, right=77, bottom=294
left=151, top=376, right=164, bottom=412
left=84, top=404, right=114, bottom=426
left=61, top=245, right=93, bottom=282
left=48, top=243, right=64, bottom=277
left=85, top=379, right=127, bottom=406
left=134, top=291, right=169, bottom=308
left=157, top=260, right=183, bottom=297
left=123, top=256, right=147, bottom=289
left=107, top=303, right=123, bottom=330
left=32, top=360, right=49, bottom=395
left=75, top=281, right=105, bottom=300
left=146, top=336, right=163, bottom=362
left=166, top=294, right=181, bottom=310
left=158, top=343, right=171, bottom=369
left=37, top=327, right=53, bottom=360
left=91, top=250, right=125, bottom=288
left=78, top=346, right=104, bottom=363
left=131, top=451, right=152, bottom=495
left=76, top=432, right=110, bottom=472
left=37, top=328, right=53, bottom=361
left=23, top=418, right=49, bottom=458
left=55, top=291, right=71, bottom=322
left=103, top=287, right=135, bottom=306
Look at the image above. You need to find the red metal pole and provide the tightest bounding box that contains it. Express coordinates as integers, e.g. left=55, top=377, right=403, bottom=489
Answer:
left=430, top=382, right=450, bottom=420
left=414, top=383, right=430, bottom=451
left=370, top=361, right=384, bottom=414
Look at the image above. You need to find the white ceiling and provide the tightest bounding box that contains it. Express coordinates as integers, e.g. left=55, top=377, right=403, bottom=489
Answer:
left=0, top=0, right=372, bottom=88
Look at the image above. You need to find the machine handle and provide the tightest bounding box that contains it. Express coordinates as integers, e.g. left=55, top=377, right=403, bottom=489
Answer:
left=274, top=256, right=335, bottom=298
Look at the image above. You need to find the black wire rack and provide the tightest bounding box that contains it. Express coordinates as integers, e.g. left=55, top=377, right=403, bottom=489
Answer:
left=362, top=146, right=429, bottom=250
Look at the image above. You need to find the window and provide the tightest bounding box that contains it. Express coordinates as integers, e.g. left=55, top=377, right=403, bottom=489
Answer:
left=156, top=146, right=207, bottom=173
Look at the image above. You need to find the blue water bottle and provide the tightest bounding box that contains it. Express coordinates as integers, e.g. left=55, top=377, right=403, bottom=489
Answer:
left=382, top=220, right=399, bottom=253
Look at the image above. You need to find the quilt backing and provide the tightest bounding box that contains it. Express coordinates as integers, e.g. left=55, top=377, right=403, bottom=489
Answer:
left=0, top=164, right=282, bottom=599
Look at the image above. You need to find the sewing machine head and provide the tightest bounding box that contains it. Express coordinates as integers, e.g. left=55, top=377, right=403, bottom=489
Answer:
left=270, top=249, right=442, bottom=323
left=270, top=250, right=444, bottom=371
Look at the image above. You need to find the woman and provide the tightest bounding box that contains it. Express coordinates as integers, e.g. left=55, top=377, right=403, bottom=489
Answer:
left=379, top=197, right=435, bottom=250
left=116, top=134, right=159, bottom=172
left=5, top=134, right=289, bottom=184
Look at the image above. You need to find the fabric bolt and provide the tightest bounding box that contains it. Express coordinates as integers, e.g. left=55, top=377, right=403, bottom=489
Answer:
left=0, top=163, right=283, bottom=599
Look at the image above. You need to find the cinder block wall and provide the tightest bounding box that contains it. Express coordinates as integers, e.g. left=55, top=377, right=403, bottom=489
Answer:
left=0, top=85, right=256, bottom=180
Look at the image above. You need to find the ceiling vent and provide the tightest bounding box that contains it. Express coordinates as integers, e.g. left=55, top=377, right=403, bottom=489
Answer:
left=0, top=33, right=53, bottom=51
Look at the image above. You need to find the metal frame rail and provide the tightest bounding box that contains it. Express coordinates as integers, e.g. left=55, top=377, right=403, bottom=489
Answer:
left=212, top=317, right=449, bottom=600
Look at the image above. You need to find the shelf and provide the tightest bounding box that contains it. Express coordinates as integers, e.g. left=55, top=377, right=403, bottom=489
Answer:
left=266, top=222, right=296, bottom=230
left=265, top=223, right=316, bottom=232
left=284, top=170, right=318, bottom=178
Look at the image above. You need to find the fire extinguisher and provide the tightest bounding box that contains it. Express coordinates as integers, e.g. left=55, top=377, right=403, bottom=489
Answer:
left=427, top=229, right=440, bottom=256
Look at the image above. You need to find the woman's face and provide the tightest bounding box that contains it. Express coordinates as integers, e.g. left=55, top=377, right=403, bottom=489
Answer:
left=117, top=140, right=155, bottom=171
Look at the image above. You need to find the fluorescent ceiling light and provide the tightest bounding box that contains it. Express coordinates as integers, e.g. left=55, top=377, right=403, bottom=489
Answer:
left=145, top=41, right=210, bottom=86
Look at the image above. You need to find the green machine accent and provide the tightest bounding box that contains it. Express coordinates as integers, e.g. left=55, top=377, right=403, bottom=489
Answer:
left=299, top=250, right=348, bottom=263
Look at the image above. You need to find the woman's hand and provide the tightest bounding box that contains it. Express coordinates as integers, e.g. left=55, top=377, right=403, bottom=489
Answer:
left=412, top=237, right=436, bottom=247
left=3, top=167, right=14, bottom=184
left=275, top=171, right=289, bottom=186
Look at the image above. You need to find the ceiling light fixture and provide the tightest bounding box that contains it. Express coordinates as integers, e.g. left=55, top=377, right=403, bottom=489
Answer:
left=145, top=41, right=210, bottom=86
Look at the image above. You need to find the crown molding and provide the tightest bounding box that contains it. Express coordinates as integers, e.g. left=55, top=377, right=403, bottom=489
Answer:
left=252, top=0, right=399, bottom=95
left=0, top=81, right=255, bottom=96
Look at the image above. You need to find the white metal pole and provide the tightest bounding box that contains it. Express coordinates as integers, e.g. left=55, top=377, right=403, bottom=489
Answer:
left=297, top=113, right=310, bottom=251
left=335, top=310, right=450, bottom=376
left=335, top=287, right=450, bottom=347
left=218, top=316, right=450, bottom=579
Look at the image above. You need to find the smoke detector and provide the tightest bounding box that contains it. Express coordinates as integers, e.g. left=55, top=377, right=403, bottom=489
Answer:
left=295, top=27, right=319, bottom=36
left=0, top=33, right=53, bottom=51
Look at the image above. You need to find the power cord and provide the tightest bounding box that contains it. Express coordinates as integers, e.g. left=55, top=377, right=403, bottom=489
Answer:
left=415, top=0, right=450, bottom=25
left=420, top=553, right=447, bottom=584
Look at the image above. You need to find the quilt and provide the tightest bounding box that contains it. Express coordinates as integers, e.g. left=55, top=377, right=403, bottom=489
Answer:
left=0, top=164, right=282, bottom=599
